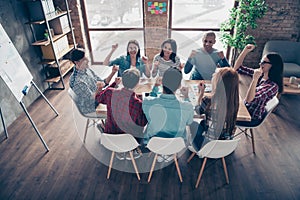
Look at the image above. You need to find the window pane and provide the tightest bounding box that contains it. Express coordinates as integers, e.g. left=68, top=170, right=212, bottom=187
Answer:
left=172, top=0, right=235, bottom=28
left=90, top=31, right=145, bottom=63
left=171, top=31, right=227, bottom=61
left=85, top=0, right=143, bottom=28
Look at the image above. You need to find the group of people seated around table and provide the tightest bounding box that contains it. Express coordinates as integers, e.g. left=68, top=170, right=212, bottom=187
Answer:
left=69, top=31, right=283, bottom=161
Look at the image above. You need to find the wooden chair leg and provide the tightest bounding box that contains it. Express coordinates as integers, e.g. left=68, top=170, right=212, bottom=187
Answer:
left=136, top=147, right=143, bottom=156
left=250, top=128, right=255, bottom=153
left=174, top=154, right=183, bottom=182
left=107, top=151, right=115, bottom=179
left=187, top=152, right=196, bottom=163
left=129, top=151, right=140, bottom=180
left=148, top=154, right=158, bottom=183
left=83, top=119, right=90, bottom=143
left=222, top=157, right=229, bottom=184
left=195, top=157, right=207, bottom=188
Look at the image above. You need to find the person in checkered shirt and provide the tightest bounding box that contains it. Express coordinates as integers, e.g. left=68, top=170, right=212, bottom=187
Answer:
left=233, top=44, right=283, bottom=126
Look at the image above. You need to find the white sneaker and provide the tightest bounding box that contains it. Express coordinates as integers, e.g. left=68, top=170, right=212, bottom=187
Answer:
left=126, top=149, right=141, bottom=160
left=157, top=155, right=173, bottom=163
left=116, top=153, right=125, bottom=160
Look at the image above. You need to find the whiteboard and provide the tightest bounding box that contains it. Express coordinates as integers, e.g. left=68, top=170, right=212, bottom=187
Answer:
left=0, top=23, right=33, bottom=102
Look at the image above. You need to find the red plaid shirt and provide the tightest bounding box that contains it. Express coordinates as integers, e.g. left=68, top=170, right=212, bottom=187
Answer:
left=95, top=87, right=147, bottom=137
left=238, top=66, right=278, bottom=120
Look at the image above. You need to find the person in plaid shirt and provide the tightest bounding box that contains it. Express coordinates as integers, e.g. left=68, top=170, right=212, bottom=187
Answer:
left=234, top=44, right=283, bottom=126
left=95, top=68, right=147, bottom=142
left=69, top=48, right=118, bottom=115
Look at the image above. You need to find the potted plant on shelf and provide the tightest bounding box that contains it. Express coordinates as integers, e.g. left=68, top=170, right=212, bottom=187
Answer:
left=220, top=0, right=268, bottom=65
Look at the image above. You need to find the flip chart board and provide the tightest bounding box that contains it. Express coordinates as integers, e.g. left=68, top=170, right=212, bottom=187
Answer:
left=0, top=23, right=33, bottom=102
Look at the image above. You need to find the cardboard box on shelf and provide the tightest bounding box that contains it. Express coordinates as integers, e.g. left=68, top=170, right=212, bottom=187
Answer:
left=49, top=15, right=70, bottom=34
left=41, top=35, right=69, bottom=60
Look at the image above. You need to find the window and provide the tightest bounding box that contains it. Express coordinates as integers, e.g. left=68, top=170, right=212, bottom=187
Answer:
left=170, top=0, right=235, bottom=61
left=84, top=0, right=144, bottom=64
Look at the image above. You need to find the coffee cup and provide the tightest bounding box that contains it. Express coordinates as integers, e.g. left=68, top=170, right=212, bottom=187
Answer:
left=289, top=76, right=297, bottom=84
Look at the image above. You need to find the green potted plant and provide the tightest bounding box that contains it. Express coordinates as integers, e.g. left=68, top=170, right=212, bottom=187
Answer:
left=220, top=0, right=268, bottom=65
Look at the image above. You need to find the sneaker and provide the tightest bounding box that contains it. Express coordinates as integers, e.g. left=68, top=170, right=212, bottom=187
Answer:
left=126, top=149, right=142, bottom=160
left=97, top=123, right=105, bottom=133
left=157, top=155, right=173, bottom=163
left=116, top=153, right=125, bottom=160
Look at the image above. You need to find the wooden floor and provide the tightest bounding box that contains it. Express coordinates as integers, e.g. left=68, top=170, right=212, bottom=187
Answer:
left=1, top=74, right=300, bottom=200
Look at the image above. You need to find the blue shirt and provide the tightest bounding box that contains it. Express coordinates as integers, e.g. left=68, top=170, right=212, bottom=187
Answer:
left=109, top=55, right=146, bottom=77
left=184, top=48, right=230, bottom=80
left=142, top=94, right=194, bottom=143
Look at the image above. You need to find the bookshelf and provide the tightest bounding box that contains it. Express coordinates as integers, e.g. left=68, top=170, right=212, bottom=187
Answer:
left=24, top=0, right=76, bottom=90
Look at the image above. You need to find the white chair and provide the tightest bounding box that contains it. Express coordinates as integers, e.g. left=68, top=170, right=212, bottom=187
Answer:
left=68, top=88, right=106, bottom=143
left=146, top=137, right=186, bottom=183
left=235, top=96, right=279, bottom=153
left=195, top=138, right=240, bottom=188
left=101, top=133, right=141, bottom=180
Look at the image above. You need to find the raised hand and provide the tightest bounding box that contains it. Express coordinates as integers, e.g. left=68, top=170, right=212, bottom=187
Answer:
left=197, top=80, right=206, bottom=93
left=253, top=68, right=262, bottom=80
left=244, top=44, right=255, bottom=52
left=96, top=81, right=105, bottom=90
left=180, top=86, right=189, bottom=98
left=142, top=56, right=149, bottom=63
left=114, top=77, right=122, bottom=85
left=112, top=65, right=119, bottom=73
left=154, top=76, right=162, bottom=86
left=189, top=50, right=197, bottom=58
left=112, top=43, right=118, bottom=51
left=217, top=51, right=225, bottom=59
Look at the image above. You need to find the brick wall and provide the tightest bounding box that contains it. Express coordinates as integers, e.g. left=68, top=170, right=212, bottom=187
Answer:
left=144, top=0, right=169, bottom=61
left=244, top=0, right=300, bottom=67
left=55, top=0, right=87, bottom=49
left=70, top=0, right=300, bottom=66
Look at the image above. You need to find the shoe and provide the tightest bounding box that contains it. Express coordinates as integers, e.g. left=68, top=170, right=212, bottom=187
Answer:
left=157, top=155, right=173, bottom=163
left=97, top=123, right=105, bottom=133
left=116, top=153, right=125, bottom=160
left=126, top=149, right=141, bottom=160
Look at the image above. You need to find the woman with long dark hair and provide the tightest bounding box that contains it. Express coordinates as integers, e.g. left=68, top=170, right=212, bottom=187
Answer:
left=103, top=40, right=151, bottom=77
left=233, top=44, right=283, bottom=126
left=152, top=38, right=182, bottom=77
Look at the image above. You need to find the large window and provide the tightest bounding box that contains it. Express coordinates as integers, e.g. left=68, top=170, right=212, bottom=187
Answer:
left=171, top=0, right=235, bottom=61
left=84, top=0, right=144, bottom=63
left=83, top=0, right=235, bottom=64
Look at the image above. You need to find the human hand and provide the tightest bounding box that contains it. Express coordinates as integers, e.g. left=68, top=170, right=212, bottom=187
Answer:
left=244, top=44, right=255, bottom=52
left=114, top=77, right=122, bottom=85
left=189, top=50, right=197, bottom=58
left=253, top=68, right=262, bottom=80
left=142, top=56, right=149, bottom=63
left=180, top=86, right=189, bottom=98
left=179, top=63, right=185, bottom=70
left=217, top=51, right=225, bottom=59
left=153, top=60, right=159, bottom=68
left=197, top=80, right=206, bottom=93
left=96, top=81, right=105, bottom=90
left=112, top=65, right=119, bottom=73
left=112, top=43, right=118, bottom=51
left=154, top=76, right=162, bottom=86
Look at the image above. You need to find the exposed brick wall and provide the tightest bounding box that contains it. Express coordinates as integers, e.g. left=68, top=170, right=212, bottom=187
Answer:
left=244, top=0, right=300, bottom=68
left=55, top=0, right=87, bottom=49
left=144, top=0, right=169, bottom=62
left=70, top=0, right=300, bottom=66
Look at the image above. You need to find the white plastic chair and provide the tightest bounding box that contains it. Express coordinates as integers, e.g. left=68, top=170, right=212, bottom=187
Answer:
left=146, top=137, right=186, bottom=183
left=68, top=88, right=106, bottom=143
left=235, top=96, right=279, bottom=153
left=195, top=138, right=240, bottom=188
left=101, top=133, right=141, bottom=180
